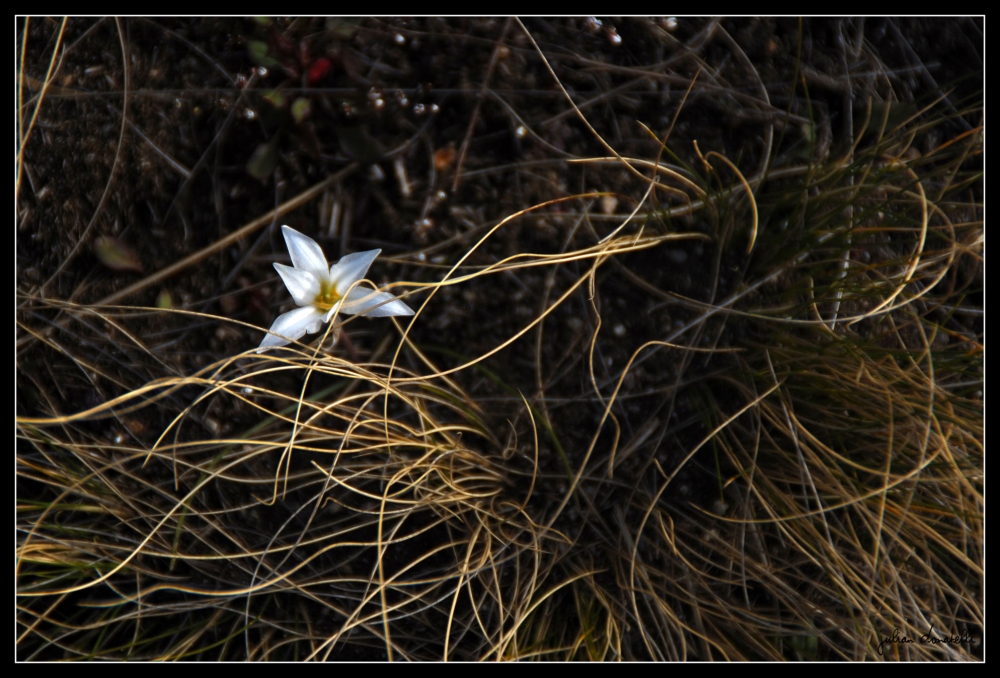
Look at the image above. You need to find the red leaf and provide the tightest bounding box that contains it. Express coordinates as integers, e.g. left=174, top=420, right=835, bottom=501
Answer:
left=307, top=57, right=332, bottom=86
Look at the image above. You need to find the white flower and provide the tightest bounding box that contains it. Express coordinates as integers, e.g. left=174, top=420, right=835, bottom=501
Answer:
left=256, top=225, right=413, bottom=352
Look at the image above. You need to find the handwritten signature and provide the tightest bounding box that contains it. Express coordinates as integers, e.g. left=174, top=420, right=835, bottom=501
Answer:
left=877, top=626, right=978, bottom=657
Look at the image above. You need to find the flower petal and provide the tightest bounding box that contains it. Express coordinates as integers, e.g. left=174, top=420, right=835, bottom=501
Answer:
left=256, top=305, right=325, bottom=352
left=322, top=300, right=343, bottom=324
left=281, top=225, right=328, bottom=277
left=273, top=263, right=321, bottom=307
left=330, top=249, right=381, bottom=295
left=341, top=287, right=414, bottom=317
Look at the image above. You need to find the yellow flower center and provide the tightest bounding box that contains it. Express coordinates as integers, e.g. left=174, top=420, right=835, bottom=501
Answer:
left=313, top=279, right=341, bottom=311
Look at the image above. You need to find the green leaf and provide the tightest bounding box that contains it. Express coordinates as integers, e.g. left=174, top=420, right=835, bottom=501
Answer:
left=263, top=89, right=287, bottom=109
left=93, top=236, right=143, bottom=273
left=290, top=97, right=311, bottom=124
left=248, top=41, right=279, bottom=68
left=335, top=124, right=385, bottom=164
left=246, top=138, right=279, bottom=179
left=326, top=17, right=362, bottom=38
